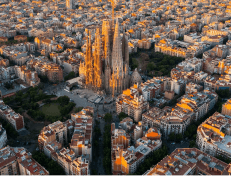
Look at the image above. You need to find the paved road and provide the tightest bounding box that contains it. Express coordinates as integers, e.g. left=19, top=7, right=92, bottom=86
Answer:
left=163, top=139, right=190, bottom=153
left=0, top=83, right=22, bottom=96
left=97, top=118, right=106, bottom=175
left=57, top=89, right=95, bottom=108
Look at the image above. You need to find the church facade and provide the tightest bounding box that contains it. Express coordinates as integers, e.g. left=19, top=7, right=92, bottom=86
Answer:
left=79, top=19, right=131, bottom=96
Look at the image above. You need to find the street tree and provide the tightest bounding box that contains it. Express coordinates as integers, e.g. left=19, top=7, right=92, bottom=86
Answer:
left=104, top=113, right=112, bottom=123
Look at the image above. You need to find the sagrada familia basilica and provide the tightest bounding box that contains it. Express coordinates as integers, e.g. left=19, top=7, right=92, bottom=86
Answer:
left=79, top=19, right=134, bottom=96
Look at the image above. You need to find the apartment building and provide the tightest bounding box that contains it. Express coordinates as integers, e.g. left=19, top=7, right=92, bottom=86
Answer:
left=27, top=59, right=64, bottom=83
left=185, top=82, right=203, bottom=94
left=70, top=110, right=93, bottom=161
left=14, top=65, right=40, bottom=87
left=0, top=123, right=7, bottom=149
left=0, top=100, right=24, bottom=131
left=142, top=106, right=172, bottom=128
left=0, top=146, right=19, bottom=175
left=0, top=146, right=49, bottom=175
left=111, top=123, right=162, bottom=174
left=155, top=39, right=186, bottom=58
left=38, top=121, right=67, bottom=150
left=116, top=84, right=149, bottom=122
left=222, top=98, right=231, bottom=116
left=15, top=147, right=49, bottom=175
left=144, top=148, right=231, bottom=175
left=160, top=107, right=193, bottom=136
left=139, top=77, right=165, bottom=101
left=46, top=64, right=64, bottom=83
left=118, top=117, right=133, bottom=132
left=175, top=57, right=203, bottom=73
left=43, top=141, right=62, bottom=159
left=141, top=89, right=217, bottom=137
left=0, top=57, right=9, bottom=67
left=196, top=112, right=231, bottom=159
left=176, top=89, right=218, bottom=121
left=34, top=37, right=64, bottom=53
left=70, top=156, right=89, bottom=175
left=38, top=107, right=93, bottom=175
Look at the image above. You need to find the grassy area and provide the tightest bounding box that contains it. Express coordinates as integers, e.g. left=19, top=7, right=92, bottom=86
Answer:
left=40, top=103, right=61, bottom=116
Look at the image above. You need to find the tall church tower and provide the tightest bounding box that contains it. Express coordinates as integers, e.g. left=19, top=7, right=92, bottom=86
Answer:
left=93, top=28, right=102, bottom=89
left=81, top=19, right=130, bottom=96
left=102, top=20, right=112, bottom=92
left=109, top=20, right=130, bottom=96
left=111, top=20, right=123, bottom=75
left=85, top=31, right=93, bottom=86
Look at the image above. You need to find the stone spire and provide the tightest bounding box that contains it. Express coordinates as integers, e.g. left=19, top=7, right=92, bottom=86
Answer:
left=94, top=28, right=102, bottom=88
left=85, top=31, right=93, bottom=86
left=102, top=20, right=111, bottom=66
left=111, top=19, right=123, bottom=74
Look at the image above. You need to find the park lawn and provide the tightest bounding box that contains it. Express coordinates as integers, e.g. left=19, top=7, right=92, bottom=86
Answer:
left=40, top=103, right=61, bottom=116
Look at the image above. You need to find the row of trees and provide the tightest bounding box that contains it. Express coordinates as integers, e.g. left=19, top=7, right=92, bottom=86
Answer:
left=104, top=112, right=129, bottom=123
left=32, top=151, right=65, bottom=175
left=91, top=120, right=101, bottom=175
left=104, top=113, right=113, bottom=123
left=168, top=133, right=183, bottom=142
left=216, top=155, right=231, bottom=164
left=103, top=124, right=111, bottom=175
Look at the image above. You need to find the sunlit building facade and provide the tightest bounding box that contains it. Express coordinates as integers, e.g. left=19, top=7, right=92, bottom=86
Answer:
left=116, top=84, right=149, bottom=122
left=79, top=20, right=130, bottom=96
left=197, top=112, right=231, bottom=159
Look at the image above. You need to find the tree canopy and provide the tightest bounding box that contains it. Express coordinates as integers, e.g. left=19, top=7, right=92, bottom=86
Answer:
left=64, top=71, right=77, bottom=81
left=104, top=113, right=112, bottom=123
left=32, top=151, right=65, bottom=175
left=118, top=112, right=128, bottom=121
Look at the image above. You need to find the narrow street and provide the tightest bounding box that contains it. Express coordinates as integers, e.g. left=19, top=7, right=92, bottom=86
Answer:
left=163, top=139, right=190, bottom=153
left=90, top=105, right=109, bottom=175
left=97, top=118, right=106, bottom=175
